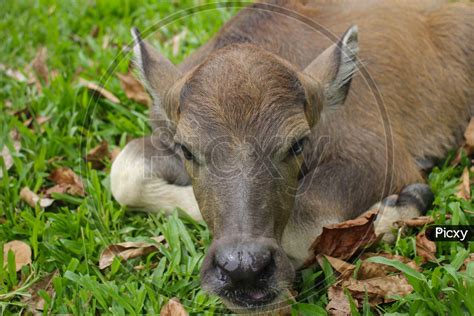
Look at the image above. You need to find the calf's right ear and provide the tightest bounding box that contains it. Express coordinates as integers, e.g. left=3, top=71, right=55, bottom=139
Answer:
left=131, top=27, right=182, bottom=124
left=303, top=25, right=359, bottom=110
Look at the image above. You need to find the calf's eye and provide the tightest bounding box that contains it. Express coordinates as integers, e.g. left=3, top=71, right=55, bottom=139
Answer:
left=178, top=144, right=194, bottom=161
left=289, top=138, right=307, bottom=156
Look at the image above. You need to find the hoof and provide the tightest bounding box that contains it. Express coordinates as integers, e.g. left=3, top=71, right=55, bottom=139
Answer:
left=397, top=183, right=434, bottom=214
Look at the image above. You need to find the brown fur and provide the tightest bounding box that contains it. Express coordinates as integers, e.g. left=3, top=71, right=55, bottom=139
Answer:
left=112, top=0, right=473, bottom=312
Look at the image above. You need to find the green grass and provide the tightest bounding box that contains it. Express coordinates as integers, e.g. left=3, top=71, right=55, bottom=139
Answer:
left=0, top=1, right=472, bottom=315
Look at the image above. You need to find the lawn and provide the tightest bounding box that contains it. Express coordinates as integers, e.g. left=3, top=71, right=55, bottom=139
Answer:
left=0, top=1, right=473, bottom=315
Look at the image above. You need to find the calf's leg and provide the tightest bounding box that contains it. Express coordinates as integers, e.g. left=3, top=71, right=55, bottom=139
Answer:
left=374, top=183, right=434, bottom=243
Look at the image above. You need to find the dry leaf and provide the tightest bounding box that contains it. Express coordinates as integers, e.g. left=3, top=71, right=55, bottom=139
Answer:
left=456, top=167, right=471, bottom=200
left=325, top=253, right=415, bottom=312
left=416, top=231, right=436, bottom=262
left=305, top=209, right=378, bottom=265
left=134, top=262, right=158, bottom=270
left=32, top=47, right=49, bottom=84
left=0, top=63, right=28, bottom=82
left=23, top=271, right=58, bottom=312
left=460, top=253, right=474, bottom=272
left=358, top=253, right=419, bottom=279
left=341, top=274, right=413, bottom=305
left=23, top=115, right=51, bottom=132
left=395, top=214, right=452, bottom=228
left=102, top=35, right=111, bottom=50
left=90, top=25, right=100, bottom=38
left=160, top=297, right=188, bottom=316
left=99, top=236, right=165, bottom=269
left=50, top=69, right=59, bottom=81
left=44, top=185, right=69, bottom=196
left=36, top=116, right=50, bottom=125
left=395, top=215, right=435, bottom=228
left=79, top=78, right=120, bottom=103
left=85, top=140, right=110, bottom=169
left=117, top=72, right=151, bottom=106
left=3, top=240, right=32, bottom=271
left=318, top=255, right=355, bottom=280
left=48, top=167, right=85, bottom=196
left=0, top=141, right=21, bottom=178
left=326, top=286, right=352, bottom=316
left=20, top=187, right=54, bottom=208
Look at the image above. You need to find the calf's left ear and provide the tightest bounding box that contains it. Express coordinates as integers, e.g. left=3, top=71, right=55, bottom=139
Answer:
left=131, top=27, right=182, bottom=124
left=303, top=25, right=359, bottom=110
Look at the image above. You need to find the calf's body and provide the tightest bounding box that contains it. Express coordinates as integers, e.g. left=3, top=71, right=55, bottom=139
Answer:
left=111, top=0, right=473, bottom=311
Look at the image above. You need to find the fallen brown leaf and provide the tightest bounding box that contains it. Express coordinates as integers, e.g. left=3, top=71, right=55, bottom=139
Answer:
left=395, top=215, right=434, bottom=228
left=160, top=297, right=188, bottom=316
left=460, top=253, right=474, bottom=272
left=48, top=167, right=85, bottom=196
left=416, top=231, right=436, bottom=262
left=321, top=251, right=419, bottom=279
left=318, top=255, right=355, bottom=280
left=134, top=262, right=158, bottom=271
left=117, top=72, right=151, bottom=106
left=23, top=271, right=58, bottom=312
left=102, top=35, right=111, bottom=49
left=20, top=187, right=54, bottom=208
left=90, top=25, right=100, bottom=38
left=3, top=240, right=32, bottom=271
left=358, top=253, right=419, bottom=279
left=341, top=274, right=413, bottom=305
left=50, top=69, right=59, bottom=81
left=79, top=78, right=120, bottom=104
left=44, top=184, right=69, bottom=197
left=326, top=285, right=352, bottom=316
left=395, top=214, right=452, bottom=228
left=322, top=251, right=419, bottom=312
left=0, top=63, right=28, bottom=82
left=323, top=251, right=417, bottom=313
left=456, top=167, right=471, bottom=200
left=99, top=236, right=165, bottom=269
left=36, top=116, right=50, bottom=125
left=305, top=209, right=378, bottom=265
left=24, top=66, right=42, bottom=93
left=47, top=156, right=64, bottom=164
left=0, top=140, right=21, bottom=178
left=85, top=140, right=110, bottom=169
left=32, top=47, right=49, bottom=84
left=23, top=115, right=51, bottom=133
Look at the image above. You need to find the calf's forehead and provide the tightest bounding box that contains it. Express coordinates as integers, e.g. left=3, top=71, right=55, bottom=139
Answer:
left=176, top=45, right=308, bottom=144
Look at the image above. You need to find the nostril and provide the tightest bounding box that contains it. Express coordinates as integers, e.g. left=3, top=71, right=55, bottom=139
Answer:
left=214, top=245, right=274, bottom=285
left=257, top=257, right=275, bottom=281
left=215, top=264, right=231, bottom=283
left=255, top=249, right=272, bottom=271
